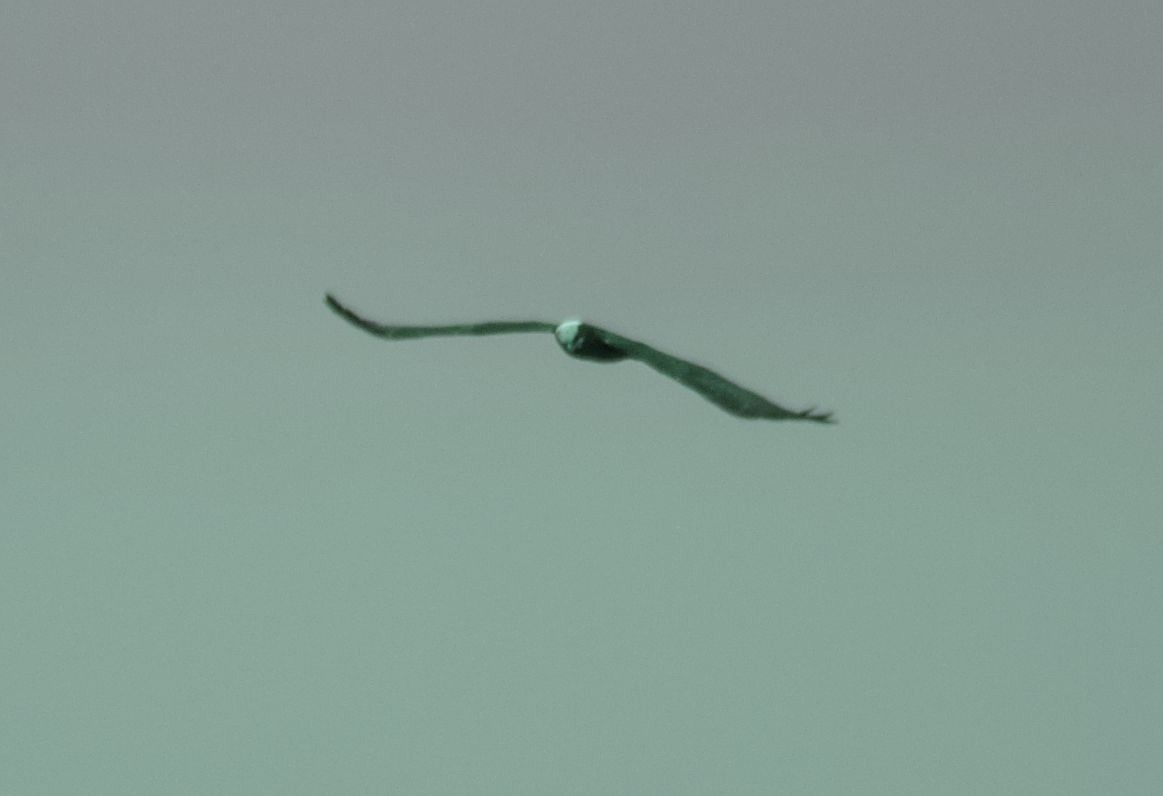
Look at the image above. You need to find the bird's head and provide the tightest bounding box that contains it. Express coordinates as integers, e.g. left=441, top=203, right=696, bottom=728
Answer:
left=554, top=319, right=584, bottom=354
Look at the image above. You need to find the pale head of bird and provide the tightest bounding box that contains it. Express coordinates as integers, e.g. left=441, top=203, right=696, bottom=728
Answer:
left=554, top=319, right=583, bottom=354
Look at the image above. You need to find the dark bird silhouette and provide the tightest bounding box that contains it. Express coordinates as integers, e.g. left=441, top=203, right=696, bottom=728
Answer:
left=325, top=293, right=834, bottom=423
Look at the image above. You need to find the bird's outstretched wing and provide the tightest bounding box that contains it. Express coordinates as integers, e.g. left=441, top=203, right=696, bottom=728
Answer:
left=590, top=325, right=835, bottom=423
left=325, top=294, right=556, bottom=338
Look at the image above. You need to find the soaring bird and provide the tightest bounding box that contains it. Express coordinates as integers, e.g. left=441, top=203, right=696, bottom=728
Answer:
left=325, top=293, right=834, bottom=423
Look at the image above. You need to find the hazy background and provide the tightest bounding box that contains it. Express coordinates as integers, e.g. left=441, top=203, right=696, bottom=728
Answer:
left=3, top=1, right=1160, bottom=792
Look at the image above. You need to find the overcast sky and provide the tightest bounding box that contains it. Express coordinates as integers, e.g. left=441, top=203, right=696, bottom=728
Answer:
left=3, top=2, right=1161, bottom=792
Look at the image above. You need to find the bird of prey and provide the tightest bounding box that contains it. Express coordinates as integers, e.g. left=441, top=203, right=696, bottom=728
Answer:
left=324, top=293, right=834, bottom=423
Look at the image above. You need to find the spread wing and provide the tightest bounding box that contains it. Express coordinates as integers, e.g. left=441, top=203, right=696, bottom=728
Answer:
left=590, top=325, right=834, bottom=423
left=325, top=294, right=556, bottom=338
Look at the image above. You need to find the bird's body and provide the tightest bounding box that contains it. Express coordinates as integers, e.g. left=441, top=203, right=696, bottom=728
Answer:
left=325, top=294, right=833, bottom=423
left=552, top=320, right=630, bottom=362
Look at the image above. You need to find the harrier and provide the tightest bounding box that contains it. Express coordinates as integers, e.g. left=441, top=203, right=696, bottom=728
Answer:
left=325, top=294, right=833, bottom=423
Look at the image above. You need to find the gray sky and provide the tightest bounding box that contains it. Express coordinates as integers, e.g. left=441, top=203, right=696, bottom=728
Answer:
left=3, top=1, right=1161, bottom=793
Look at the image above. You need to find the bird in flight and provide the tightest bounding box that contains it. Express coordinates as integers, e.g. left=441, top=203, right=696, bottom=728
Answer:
left=325, top=293, right=834, bottom=423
